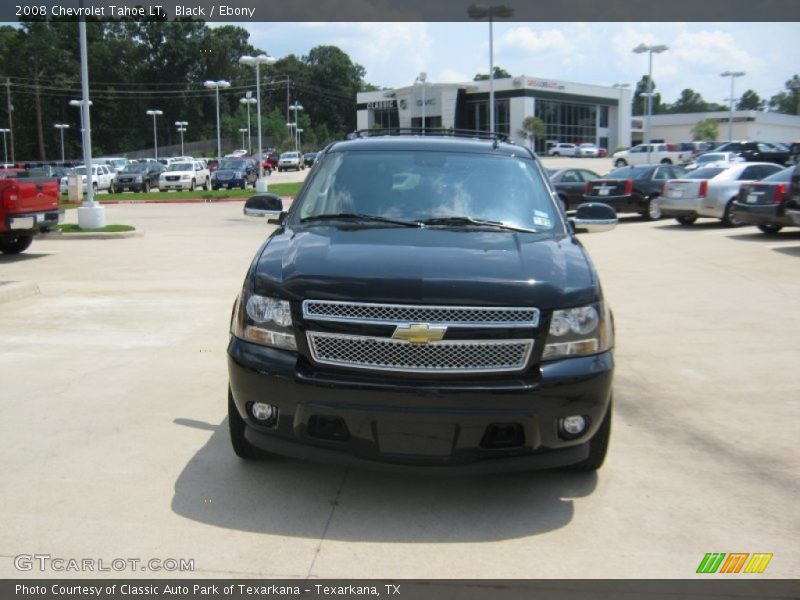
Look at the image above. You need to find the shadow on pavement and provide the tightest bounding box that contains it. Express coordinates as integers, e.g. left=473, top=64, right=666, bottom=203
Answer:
left=171, top=418, right=596, bottom=542
left=0, top=252, right=54, bottom=263
left=653, top=220, right=725, bottom=232
left=727, top=230, right=800, bottom=243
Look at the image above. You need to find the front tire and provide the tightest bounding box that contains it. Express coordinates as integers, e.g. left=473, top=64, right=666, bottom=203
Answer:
left=660, top=158, right=672, bottom=165
left=676, top=215, right=697, bottom=225
left=567, top=400, right=612, bottom=472
left=757, top=223, right=783, bottom=234
left=189, top=179, right=195, bottom=192
left=228, top=387, right=265, bottom=460
left=0, top=235, right=34, bottom=254
left=721, top=200, right=743, bottom=227
left=142, top=181, right=150, bottom=193
left=614, top=159, right=627, bottom=167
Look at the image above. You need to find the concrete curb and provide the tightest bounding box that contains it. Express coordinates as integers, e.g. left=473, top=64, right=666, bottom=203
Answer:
left=0, top=281, right=40, bottom=305
left=40, top=230, right=144, bottom=240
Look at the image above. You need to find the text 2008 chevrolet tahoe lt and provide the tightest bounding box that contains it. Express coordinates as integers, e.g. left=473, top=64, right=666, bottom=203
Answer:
left=228, top=133, right=618, bottom=473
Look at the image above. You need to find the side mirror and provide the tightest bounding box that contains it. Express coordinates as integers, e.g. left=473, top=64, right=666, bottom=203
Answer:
left=571, top=202, right=617, bottom=234
left=244, top=193, right=285, bottom=222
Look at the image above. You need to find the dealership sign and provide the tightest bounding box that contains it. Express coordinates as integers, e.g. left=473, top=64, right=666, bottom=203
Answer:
left=366, top=100, right=396, bottom=110
left=526, top=79, right=565, bottom=91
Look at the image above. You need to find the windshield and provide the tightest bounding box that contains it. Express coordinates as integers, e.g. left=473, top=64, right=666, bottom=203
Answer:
left=685, top=168, right=725, bottom=179
left=281, top=153, right=298, bottom=159
left=167, top=163, right=192, bottom=171
left=762, top=166, right=794, bottom=183
left=605, top=166, right=651, bottom=179
left=218, top=159, right=247, bottom=170
left=580, top=144, right=596, bottom=148
left=105, top=159, right=126, bottom=168
left=121, top=164, right=148, bottom=173
left=697, top=153, right=728, bottom=163
left=294, top=150, right=561, bottom=232
left=72, top=167, right=95, bottom=176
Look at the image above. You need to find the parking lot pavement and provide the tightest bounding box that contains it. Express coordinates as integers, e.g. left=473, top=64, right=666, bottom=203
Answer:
left=1, top=203, right=798, bottom=579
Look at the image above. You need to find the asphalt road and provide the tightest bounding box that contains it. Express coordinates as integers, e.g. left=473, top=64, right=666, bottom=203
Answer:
left=1, top=182, right=798, bottom=579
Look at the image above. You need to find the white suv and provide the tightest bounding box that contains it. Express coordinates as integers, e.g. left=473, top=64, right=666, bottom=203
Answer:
left=159, top=160, right=210, bottom=191
left=278, top=152, right=304, bottom=171
left=548, top=143, right=579, bottom=157
left=59, top=164, right=114, bottom=194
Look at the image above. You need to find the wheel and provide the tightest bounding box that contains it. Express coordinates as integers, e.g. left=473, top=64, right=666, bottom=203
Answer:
left=189, top=179, right=195, bottom=191
left=675, top=216, right=697, bottom=225
left=228, top=387, right=265, bottom=460
left=552, top=152, right=560, bottom=157
left=660, top=158, right=672, bottom=165
left=614, top=159, right=627, bottom=167
left=721, top=200, right=744, bottom=227
left=0, top=235, right=33, bottom=254
left=566, top=399, right=612, bottom=472
left=202, top=178, right=208, bottom=191
left=92, top=183, right=98, bottom=195
left=757, top=224, right=783, bottom=234
left=142, top=181, right=150, bottom=193
left=643, top=195, right=662, bottom=221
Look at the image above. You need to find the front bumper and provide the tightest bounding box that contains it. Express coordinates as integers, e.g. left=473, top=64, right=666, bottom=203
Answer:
left=3, top=209, right=64, bottom=234
left=227, top=337, right=613, bottom=472
left=160, top=180, right=192, bottom=191
left=212, top=176, right=245, bottom=188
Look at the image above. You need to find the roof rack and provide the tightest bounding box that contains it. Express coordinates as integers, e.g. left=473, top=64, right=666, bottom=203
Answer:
left=346, top=128, right=511, bottom=147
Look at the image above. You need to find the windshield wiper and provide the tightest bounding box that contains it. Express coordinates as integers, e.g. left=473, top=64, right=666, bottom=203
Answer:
left=421, top=216, right=538, bottom=233
left=300, top=213, right=422, bottom=227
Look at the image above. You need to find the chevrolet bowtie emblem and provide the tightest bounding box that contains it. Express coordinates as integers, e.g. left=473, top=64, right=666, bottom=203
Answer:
left=392, top=323, right=447, bottom=344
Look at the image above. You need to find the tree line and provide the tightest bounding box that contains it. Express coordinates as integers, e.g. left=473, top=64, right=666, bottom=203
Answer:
left=0, top=19, right=375, bottom=162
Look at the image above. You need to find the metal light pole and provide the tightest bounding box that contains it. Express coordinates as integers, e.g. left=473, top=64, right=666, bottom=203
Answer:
left=204, top=80, right=230, bottom=159
left=77, top=17, right=104, bottom=227
left=0, top=128, right=9, bottom=164
left=239, top=55, right=276, bottom=186
left=69, top=99, right=92, bottom=135
left=296, top=128, right=303, bottom=151
left=468, top=4, right=514, bottom=134
left=53, top=124, right=70, bottom=162
left=286, top=121, right=295, bottom=151
left=239, top=128, right=248, bottom=149
left=720, top=71, right=745, bottom=142
left=174, top=121, right=188, bottom=155
left=415, top=72, right=427, bottom=132
left=145, top=110, right=163, bottom=160
left=633, top=43, right=668, bottom=164
left=290, top=102, right=303, bottom=152
left=239, top=93, right=256, bottom=153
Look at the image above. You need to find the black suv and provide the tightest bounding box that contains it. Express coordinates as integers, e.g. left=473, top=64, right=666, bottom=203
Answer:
left=228, top=132, right=618, bottom=473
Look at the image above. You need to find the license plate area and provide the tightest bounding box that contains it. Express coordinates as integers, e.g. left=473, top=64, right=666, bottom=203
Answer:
left=10, top=217, right=35, bottom=229
left=376, top=422, right=457, bottom=457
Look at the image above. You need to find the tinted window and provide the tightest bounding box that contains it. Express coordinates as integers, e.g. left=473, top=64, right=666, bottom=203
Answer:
left=561, top=170, right=581, bottom=183
left=652, top=167, right=670, bottom=180
left=606, top=166, right=652, bottom=179
left=579, top=170, right=600, bottom=182
left=739, top=166, right=765, bottom=180
left=761, top=167, right=794, bottom=183
left=296, top=151, right=561, bottom=232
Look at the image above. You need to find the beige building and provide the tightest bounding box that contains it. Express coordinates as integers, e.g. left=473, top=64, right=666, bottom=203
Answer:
left=632, top=110, right=800, bottom=145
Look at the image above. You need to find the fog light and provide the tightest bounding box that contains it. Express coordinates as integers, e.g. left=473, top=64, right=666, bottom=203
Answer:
left=250, top=402, right=276, bottom=422
left=560, top=415, right=587, bottom=436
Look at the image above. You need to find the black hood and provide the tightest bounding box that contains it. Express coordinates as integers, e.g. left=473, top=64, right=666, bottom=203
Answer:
left=252, top=226, right=598, bottom=310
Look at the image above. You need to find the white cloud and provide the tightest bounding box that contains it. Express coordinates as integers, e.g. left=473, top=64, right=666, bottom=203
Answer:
left=437, top=69, right=471, bottom=84
left=496, top=27, right=574, bottom=54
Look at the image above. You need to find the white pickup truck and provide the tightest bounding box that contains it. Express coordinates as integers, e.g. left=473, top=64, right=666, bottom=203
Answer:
left=612, top=143, right=692, bottom=167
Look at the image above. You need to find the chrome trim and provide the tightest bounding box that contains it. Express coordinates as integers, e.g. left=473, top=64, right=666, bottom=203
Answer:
left=302, top=300, right=540, bottom=328
left=306, top=331, right=534, bottom=374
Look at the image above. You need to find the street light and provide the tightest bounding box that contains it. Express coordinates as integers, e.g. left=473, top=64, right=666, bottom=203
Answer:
left=54, top=123, right=70, bottom=163
left=468, top=4, right=514, bottom=134
left=239, top=93, right=257, bottom=153
left=289, top=102, right=303, bottom=152
left=633, top=43, right=668, bottom=164
left=238, top=128, right=248, bottom=150
left=296, top=127, right=304, bottom=151
left=415, top=72, right=427, bottom=133
left=174, top=121, right=188, bottom=156
left=69, top=99, right=92, bottom=134
left=0, top=128, right=9, bottom=164
left=204, top=80, right=231, bottom=159
left=239, top=54, right=277, bottom=184
left=720, top=71, right=745, bottom=142
left=146, top=109, right=163, bottom=160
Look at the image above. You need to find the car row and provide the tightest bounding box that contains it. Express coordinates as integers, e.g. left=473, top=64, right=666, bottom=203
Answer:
left=547, top=142, right=605, bottom=158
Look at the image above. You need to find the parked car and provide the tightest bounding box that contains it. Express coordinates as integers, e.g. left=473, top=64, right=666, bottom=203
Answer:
left=158, top=160, right=210, bottom=191
left=597, top=147, right=608, bottom=158
left=277, top=151, right=304, bottom=171
left=732, top=165, right=798, bottom=234
left=228, top=132, right=618, bottom=472
left=684, top=151, right=745, bottom=171
left=788, top=141, right=800, bottom=165
left=303, top=152, right=319, bottom=166
left=20, top=165, right=69, bottom=180
left=547, top=167, right=601, bottom=211
left=612, top=143, right=692, bottom=167
left=112, top=161, right=164, bottom=193
left=660, top=162, right=784, bottom=226
left=211, top=158, right=258, bottom=190
left=712, top=141, right=791, bottom=166
left=0, top=171, right=62, bottom=254
left=547, top=142, right=579, bottom=157
left=577, top=143, right=599, bottom=158
left=95, top=157, right=128, bottom=173
left=59, top=164, right=114, bottom=195
left=583, top=164, right=687, bottom=220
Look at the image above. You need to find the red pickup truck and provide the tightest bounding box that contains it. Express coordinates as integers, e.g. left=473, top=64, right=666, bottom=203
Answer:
left=0, top=173, right=62, bottom=254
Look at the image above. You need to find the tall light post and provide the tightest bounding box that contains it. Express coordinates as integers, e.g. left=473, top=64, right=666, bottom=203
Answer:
left=296, top=128, right=304, bottom=151
left=54, top=123, right=70, bottom=163
left=239, top=55, right=277, bottom=186
left=612, top=83, right=630, bottom=147
left=204, top=80, right=230, bottom=159
left=415, top=72, right=427, bottom=132
left=633, top=43, right=668, bottom=164
left=239, top=93, right=257, bottom=153
left=146, top=109, right=163, bottom=160
left=468, top=4, right=514, bottom=134
left=174, top=121, right=188, bottom=155
left=69, top=99, right=92, bottom=134
left=720, top=71, right=745, bottom=142
left=286, top=121, right=295, bottom=151
left=77, top=17, right=104, bottom=227
left=0, top=128, right=9, bottom=164
left=238, top=128, right=248, bottom=150
left=289, top=101, right=303, bottom=152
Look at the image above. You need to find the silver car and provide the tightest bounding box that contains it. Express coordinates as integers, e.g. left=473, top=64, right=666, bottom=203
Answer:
left=660, top=162, right=783, bottom=226
left=684, top=151, right=744, bottom=171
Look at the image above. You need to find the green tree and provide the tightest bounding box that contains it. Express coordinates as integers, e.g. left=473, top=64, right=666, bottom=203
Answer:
left=632, top=75, right=663, bottom=116
left=768, top=75, right=800, bottom=115
left=690, top=118, right=719, bottom=141
left=517, top=116, right=545, bottom=150
left=473, top=66, right=513, bottom=81
left=737, top=89, right=764, bottom=111
left=667, top=89, right=711, bottom=113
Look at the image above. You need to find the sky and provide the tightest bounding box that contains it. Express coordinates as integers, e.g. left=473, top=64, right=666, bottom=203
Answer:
left=236, top=22, right=800, bottom=106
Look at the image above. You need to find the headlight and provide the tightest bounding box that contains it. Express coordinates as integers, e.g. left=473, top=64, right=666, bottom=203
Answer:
left=181, top=174, right=191, bottom=180
left=231, top=290, right=296, bottom=351
left=235, top=171, right=243, bottom=178
left=542, top=302, right=611, bottom=360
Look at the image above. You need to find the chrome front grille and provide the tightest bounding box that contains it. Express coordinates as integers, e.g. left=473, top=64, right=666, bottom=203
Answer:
left=302, top=300, right=539, bottom=327
left=306, top=332, right=533, bottom=374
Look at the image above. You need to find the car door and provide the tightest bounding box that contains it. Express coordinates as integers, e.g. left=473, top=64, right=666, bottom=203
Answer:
left=557, top=169, right=584, bottom=207
left=650, top=165, right=671, bottom=195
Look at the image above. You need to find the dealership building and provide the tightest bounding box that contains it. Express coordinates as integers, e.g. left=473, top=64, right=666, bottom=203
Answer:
left=632, top=110, right=800, bottom=145
left=356, top=75, right=633, bottom=152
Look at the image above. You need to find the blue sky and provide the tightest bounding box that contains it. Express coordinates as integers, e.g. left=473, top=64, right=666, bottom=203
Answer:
left=236, top=22, right=799, bottom=105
